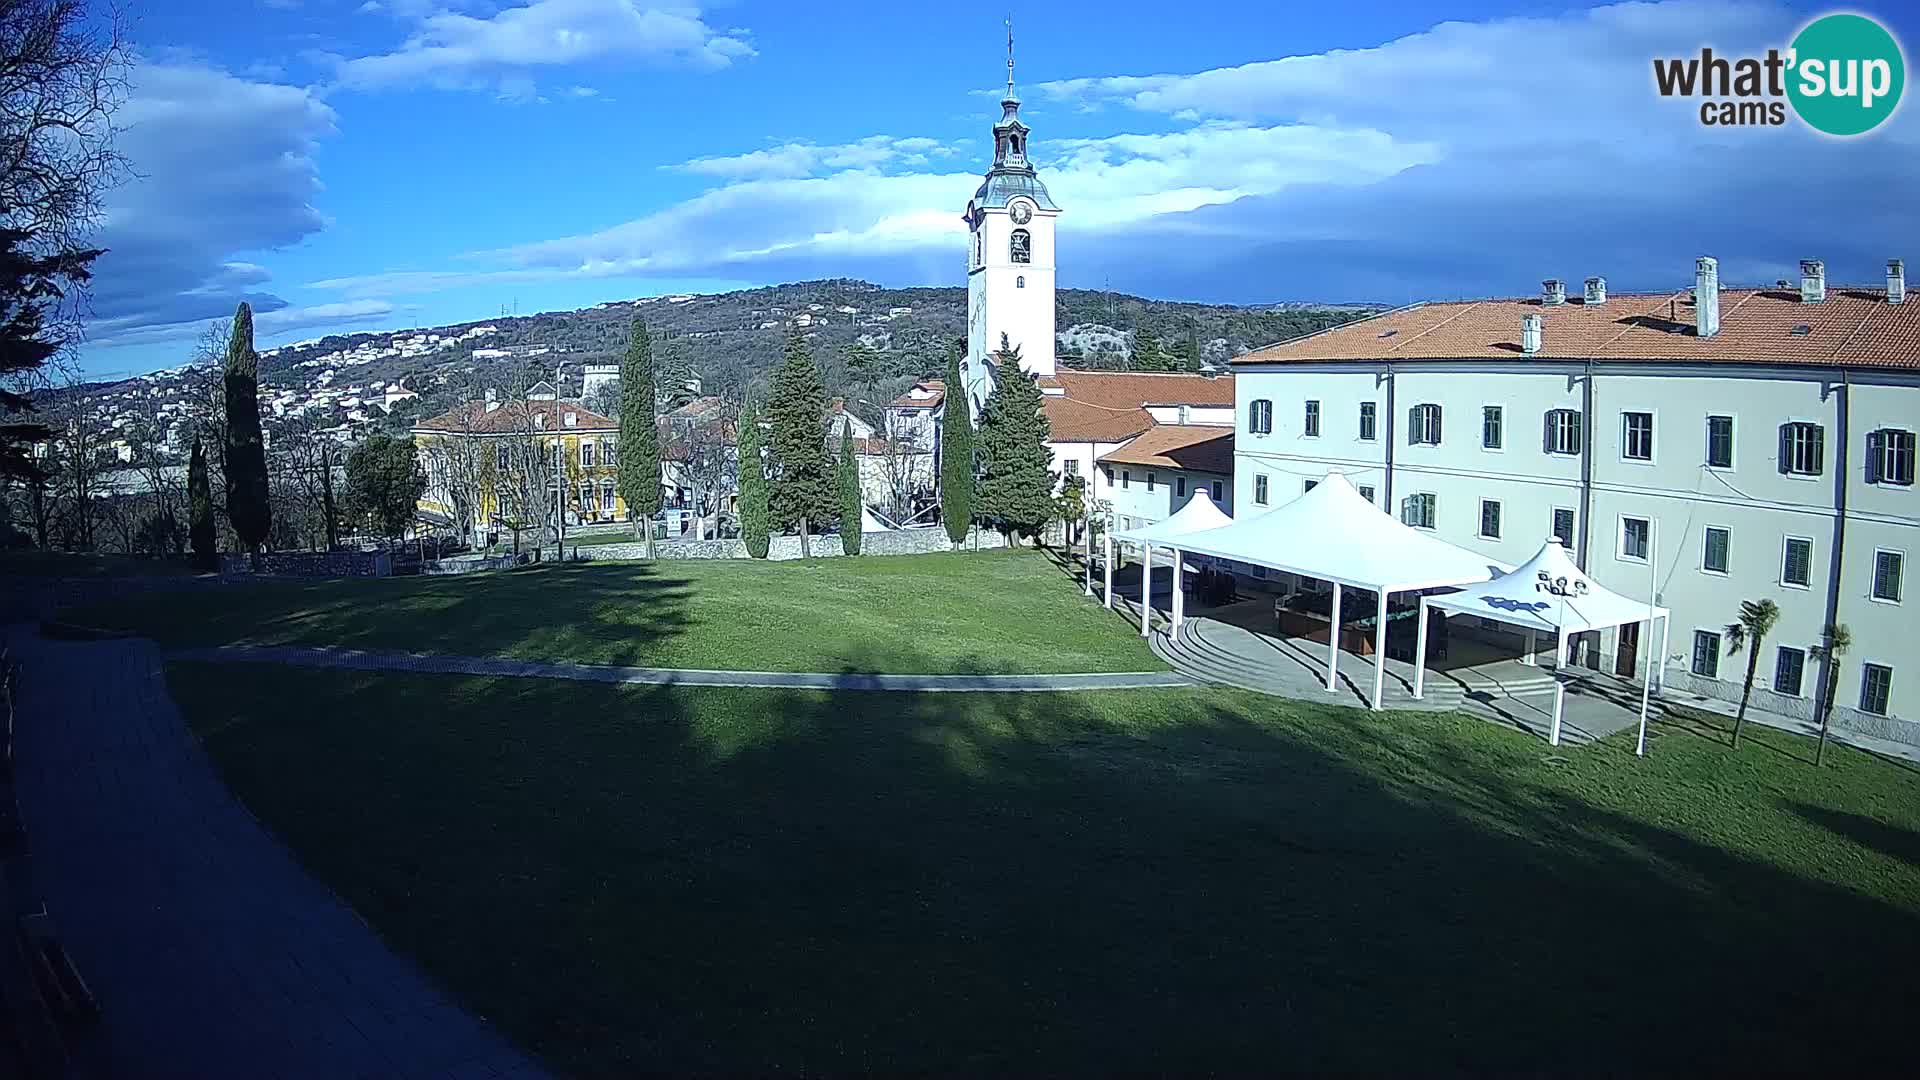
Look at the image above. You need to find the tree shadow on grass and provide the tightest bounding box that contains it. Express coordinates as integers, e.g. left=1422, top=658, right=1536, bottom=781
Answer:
left=1789, top=803, right=1920, bottom=869
left=171, top=650, right=1920, bottom=1077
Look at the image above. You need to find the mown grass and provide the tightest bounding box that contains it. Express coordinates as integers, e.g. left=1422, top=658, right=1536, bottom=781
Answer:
left=74, top=548, right=1159, bottom=674
left=170, top=661, right=1920, bottom=1076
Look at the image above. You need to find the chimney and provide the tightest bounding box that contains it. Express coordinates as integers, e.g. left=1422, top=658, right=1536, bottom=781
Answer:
left=484, top=387, right=499, bottom=413
left=1541, top=279, right=1567, bottom=306
left=1799, top=259, right=1826, bottom=303
left=1888, top=259, right=1906, bottom=305
left=1521, top=313, right=1543, bottom=354
left=1584, top=276, right=1607, bottom=305
left=1694, top=256, right=1721, bottom=338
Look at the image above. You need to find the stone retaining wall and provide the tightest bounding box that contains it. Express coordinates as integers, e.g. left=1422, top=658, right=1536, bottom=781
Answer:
left=218, top=550, right=392, bottom=578
left=568, top=527, right=1012, bottom=562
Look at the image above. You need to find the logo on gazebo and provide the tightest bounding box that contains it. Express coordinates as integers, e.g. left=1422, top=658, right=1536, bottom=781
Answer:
left=1535, top=572, right=1589, bottom=598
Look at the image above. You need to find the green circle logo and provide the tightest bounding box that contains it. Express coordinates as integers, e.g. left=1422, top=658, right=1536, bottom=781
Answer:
left=1787, top=13, right=1905, bottom=136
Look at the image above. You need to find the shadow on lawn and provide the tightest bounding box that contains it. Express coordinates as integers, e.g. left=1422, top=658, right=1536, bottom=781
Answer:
left=181, top=649, right=1920, bottom=1077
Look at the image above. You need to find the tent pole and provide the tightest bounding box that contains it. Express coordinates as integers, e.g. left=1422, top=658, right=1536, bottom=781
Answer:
left=1523, top=627, right=1537, bottom=666
left=1103, top=531, right=1113, bottom=610
left=1635, top=615, right=1654, bottom=757
left=1325, top=582, right=1343, bottom=692
left=1140, top=543, right=1153, bottom=637
left=1413, top=596, right=1430, bottom=699
left=1371, top=587, right=1388, bottom=710
left=1172, top=548, right=1185, bottom=637
left=1550, top=631, right=1569, bottom=746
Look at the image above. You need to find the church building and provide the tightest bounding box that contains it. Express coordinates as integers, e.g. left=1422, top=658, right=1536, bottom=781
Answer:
left=945, top=39, right=1237, bottom=525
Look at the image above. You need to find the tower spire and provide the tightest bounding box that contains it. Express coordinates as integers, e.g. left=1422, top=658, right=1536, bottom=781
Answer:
left=1005, top=17, right=1016, bottom=101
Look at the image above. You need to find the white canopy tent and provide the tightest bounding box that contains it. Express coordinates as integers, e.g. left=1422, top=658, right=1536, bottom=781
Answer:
left=1098, top=490, right=1233, bottom=637
left=1415, top=537, right=1669, bottom=751
left=1167, top=472, right=1507, bottom=709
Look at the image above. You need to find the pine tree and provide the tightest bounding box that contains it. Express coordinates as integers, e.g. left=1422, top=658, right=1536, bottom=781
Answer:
left=222, top=303, right=271, bottom=567
left=1, top=225, right=99, bottom=485
left=838, top=433, right=862, bottom=555
left=188, top=432, right=216, bottom=571
left=974, top=360, right=1056, bottom=544
left=938, top=345, right=973, bottom=546
left=618, top=318, right=662, bottom=555
left=737, top=400, right=770, bottom=558
left=657, top=334, right=696, bottom=412
left=766, top=328, right=835, bottom=558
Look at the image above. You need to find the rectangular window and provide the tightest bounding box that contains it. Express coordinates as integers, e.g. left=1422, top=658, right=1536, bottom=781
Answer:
left=1873, top=549, right=1904, bottom=602
left=1623, top=411, right=1654, bottom=461
left=580, top=441, right=595, bottom=468
left=1773, top=646, right=1806, bottom=697
left=1620, top=516, right=1650, bottom=561
left=1782, top=536, right=1813, bottom=588
left=1408, top=403, right=1442, bottom=446
left=1859, top=663, right=1893, bottom=716
left=1122, top=470, right=1131, bottom=490
left=1479, top=498, right=1502, bottom=539
left=1702, top=526, right=1730, bottom=575
left=1249, top=399, right=1273, bottom=435
left=1146, top=472, right=1156, bottom=492
left=1691, top=630, right=1721, bottom=678
left=1064, top=459, right=1080, bottom=476
left=1482, top=405, right=1504, bottom=450
left=601, top=483, right=616, bottom=512
left=1304, top=400, right=1321, bottom=437
left=1254, top=474, right=1269, bottom=505
left=1706, top=415, right=1734, bottom=468
left=1544, top=409, right=1582, bottom=456
left=1868, top=428, right=1916, bottom=485
left=1403, top=493, right=1436, bottom=529
left=602, top=439, right=617, bottom=467
left=496, top=444, right=510, bottom=470
left=1175, top=476, right=1186, bottom=497
left=1552, top=508, right=1576, bottom=549
left=1358, top=402, right=1377, bottom=442
left=1781, top=422, right=1824, bottom=476
left=1211, top=480, right=1223, bottom=501
left=1358, top=484, right=1375, bottom=504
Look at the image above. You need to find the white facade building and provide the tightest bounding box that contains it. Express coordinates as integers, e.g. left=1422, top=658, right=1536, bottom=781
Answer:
left=1231, top=259, right=1918, bottom=743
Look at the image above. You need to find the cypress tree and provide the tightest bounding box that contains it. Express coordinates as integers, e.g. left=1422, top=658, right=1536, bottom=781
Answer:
left=975, top=361, right=1056, bottom=544
left=617, top=318, right=662, bottom=555
left=938, top=345, right=973, bottom=547
left=657, top=334, right=696, bottom=412
left=766, top=328, right=834, bottom=558
left=1130, top=328, right=1176, bottom=371
left=838, top=432, right=862, bottom=555
left=221, top=303, right=271, bottom=567
left=737, top=400, right=770, bottom=558
left=188, top=432, right=216, bottom=571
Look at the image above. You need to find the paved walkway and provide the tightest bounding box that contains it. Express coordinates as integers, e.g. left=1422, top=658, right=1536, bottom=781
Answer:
left=167, top=644, right=1195, bottom=692
left=4, top=627, right=550, bottom=1079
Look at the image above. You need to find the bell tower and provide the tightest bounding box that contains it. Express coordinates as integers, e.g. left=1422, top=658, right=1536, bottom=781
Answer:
left=961, top=21, right=1059, bottom=416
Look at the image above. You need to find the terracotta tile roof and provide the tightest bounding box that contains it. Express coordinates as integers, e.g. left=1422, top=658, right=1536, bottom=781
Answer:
left=887, top=379, right=945, bottom=409
left=1237, top=286, right=1920, bottom=369
left=1039, top=370, right=1236, bottom=444
left=1098, top=426, right=1235, bottom=474
left=1042, top=396, right=1156, bottom=443
left=414, top=398, right=617, bottom=435
left=665, top=395, right=729, bottom=420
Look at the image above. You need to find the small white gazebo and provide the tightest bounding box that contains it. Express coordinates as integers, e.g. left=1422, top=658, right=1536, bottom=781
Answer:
left=1095, top=490, right=1233, bottom=636
left=1415, top=538, right=1670, bottom=751
left=1168, top=472, right=1506, bottom=709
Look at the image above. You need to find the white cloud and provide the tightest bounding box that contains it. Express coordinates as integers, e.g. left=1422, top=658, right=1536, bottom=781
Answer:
left=334, top=0, right=754, bottom=95
left=83, top=63, right=349, bottom=347
left=671, top=136, right=962, bottom=180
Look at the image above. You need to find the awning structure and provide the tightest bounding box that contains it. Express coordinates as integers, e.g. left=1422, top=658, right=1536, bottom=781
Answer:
left=1416, top=538, right=1670, bottom=750
left=1154, top=472, right=1504, bottom=710
left=1095, top=489, right=1233, bottom=637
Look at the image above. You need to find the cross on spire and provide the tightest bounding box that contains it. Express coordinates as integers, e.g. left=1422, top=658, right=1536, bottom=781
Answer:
left=1005, top=17, right=1016, bottom=101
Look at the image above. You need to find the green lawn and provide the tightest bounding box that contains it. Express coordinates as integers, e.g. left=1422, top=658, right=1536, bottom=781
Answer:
left=72, top=549, right=1158, bottom=674
left=0, top=550, right=199, bottom=578
left=170, top=663, right=1920, bottom=1075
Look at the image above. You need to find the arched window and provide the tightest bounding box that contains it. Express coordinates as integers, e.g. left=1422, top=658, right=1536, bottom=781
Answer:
left=1016, top=275, right=1025, bottom=289
left=1010, top=228, right=1031, bottom=264
left=972, top=229, right=983, bottom=268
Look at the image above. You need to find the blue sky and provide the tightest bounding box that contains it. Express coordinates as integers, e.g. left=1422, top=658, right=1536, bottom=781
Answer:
left=79, top=0, right=1920, bottom=378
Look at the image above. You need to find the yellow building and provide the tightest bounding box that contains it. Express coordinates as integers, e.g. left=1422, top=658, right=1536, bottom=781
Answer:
left=411, top=383, right=627, bottom=537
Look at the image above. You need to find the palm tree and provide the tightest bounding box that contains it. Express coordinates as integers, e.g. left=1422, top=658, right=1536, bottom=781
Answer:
left=1722, top=598, right=1780, bottom=750
left=1808, top=622, right=1852, bottom=766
